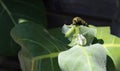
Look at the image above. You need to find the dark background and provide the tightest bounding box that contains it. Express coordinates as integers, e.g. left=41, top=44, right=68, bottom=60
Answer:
left=44, top=0, right=120, bottom=37
left=0, top=0, right=120, bottom=71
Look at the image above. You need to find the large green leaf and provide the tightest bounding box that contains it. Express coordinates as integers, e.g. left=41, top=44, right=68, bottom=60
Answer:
left=58, top=24, right=120, bottom=71
left=58, top=24, right=107, bottom=71
left=58, top=44, right=106, bottom=71
left=90, top=25, right=120, bottom=71
left=0, top=0, right=46, bottom=55
left=11, top=21, right=68, bottom=71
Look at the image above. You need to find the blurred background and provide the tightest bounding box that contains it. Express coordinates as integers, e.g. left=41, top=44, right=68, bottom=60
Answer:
left=0, top=0, right=120, bottom=71
left=44, top=0, right=120, bottom=36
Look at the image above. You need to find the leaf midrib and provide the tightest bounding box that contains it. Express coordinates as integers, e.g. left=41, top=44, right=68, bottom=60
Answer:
left=0, top=0, right=17, bottom=25
left=31, top=52, right=59, bottom=71
left=81, top=47, right=92, bottom=71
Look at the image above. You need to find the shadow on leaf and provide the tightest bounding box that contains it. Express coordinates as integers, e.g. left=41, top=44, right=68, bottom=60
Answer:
left=107, top=55, right=115, bottom=71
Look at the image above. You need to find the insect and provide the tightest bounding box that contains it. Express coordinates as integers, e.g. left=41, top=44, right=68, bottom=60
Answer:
left=72, top=17, right=88, bottom=26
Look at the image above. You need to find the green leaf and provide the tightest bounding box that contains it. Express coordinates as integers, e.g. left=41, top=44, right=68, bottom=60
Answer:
left=48, top=28, right=69, bottom=45
left=79, top=26, right=97, bottom=45
left=11, top=21, right=67, bottom=71
left=62, top=24, right=96, bottom=46
left=90, top=25, right=120, bottom=71
left=58, top=44, right=107, bottom=71
left=0, top=0, right=46, bottom=55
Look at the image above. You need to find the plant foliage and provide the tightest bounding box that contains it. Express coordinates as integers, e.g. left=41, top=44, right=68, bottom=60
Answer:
left=11, top=21, right=68, bottom=71
left=0, top=0, right=120, bottom=71
left=0, top=0, right=46, bottom=55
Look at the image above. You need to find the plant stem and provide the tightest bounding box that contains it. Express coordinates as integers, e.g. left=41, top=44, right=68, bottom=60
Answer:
left=65, top=25, right=75, bottom=37
left=0, top=0, right=17, bottom=25
left=75, top=26, right=80, bottom=36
